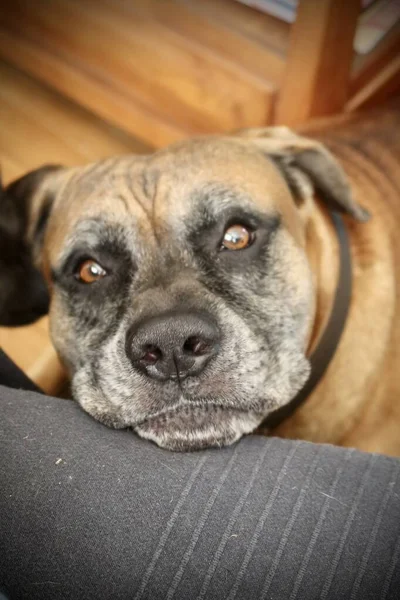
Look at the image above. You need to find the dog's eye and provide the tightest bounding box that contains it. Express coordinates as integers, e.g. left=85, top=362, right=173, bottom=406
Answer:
left=76, top=259, right=107, bottom=283
left=221, top=224, right=254, bottom=251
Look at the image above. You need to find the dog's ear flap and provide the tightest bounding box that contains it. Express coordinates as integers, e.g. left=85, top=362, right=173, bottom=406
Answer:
left=3, top=164, right=65, bottom=253
left=0, top=166, right=65, bottom=326
left=237, top=126, right=370, bottom=223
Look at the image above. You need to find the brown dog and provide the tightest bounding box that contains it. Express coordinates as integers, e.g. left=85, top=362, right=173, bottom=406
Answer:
left=2, top=107, right=400, bottom=454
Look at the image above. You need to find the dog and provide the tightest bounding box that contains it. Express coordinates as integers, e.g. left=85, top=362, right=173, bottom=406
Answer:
left=0, top=176, right=49, bottom=326
left=1, top=107, right=400, bottom=454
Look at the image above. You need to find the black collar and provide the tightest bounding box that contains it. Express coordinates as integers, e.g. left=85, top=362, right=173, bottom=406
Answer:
left=264, top=211, right=352, bottom=429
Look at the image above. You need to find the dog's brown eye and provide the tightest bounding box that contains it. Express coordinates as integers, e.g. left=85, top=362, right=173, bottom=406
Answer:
left=221, top=224, right=253, bottom=251
left=77, top=260, right=107, bottom=283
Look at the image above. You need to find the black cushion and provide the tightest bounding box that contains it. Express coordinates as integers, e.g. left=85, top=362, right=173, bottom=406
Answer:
left=0, top=384, right=399, bottom=600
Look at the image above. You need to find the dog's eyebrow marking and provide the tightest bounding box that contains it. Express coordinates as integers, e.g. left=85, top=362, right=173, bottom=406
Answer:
left=54, top=218, right=133, bottom=272
left=191, top=182, right=262, bottom=219
left=189, top=183, right=277, bottom=231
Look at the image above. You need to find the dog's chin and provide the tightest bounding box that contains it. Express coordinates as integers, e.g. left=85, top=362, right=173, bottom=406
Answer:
left=133, top=404, right=264, bottom=451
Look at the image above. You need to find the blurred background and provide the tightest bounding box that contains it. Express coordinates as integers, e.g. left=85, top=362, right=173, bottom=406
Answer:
left=1, top=0, right=400, bottom=154
left=0, top=0, right=399, bottom=392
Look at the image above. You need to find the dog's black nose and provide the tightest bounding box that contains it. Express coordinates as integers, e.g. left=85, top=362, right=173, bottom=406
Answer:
left=126, top=311, right=220, bottom=382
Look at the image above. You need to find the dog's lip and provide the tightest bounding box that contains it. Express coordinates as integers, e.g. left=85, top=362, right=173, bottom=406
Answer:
left=134, top=401, right=261, bottom=427
left=133, top=402, right=265, bottom=451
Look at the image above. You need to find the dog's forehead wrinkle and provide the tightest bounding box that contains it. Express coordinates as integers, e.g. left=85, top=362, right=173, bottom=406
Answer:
left=57, top=154, right=150, bottom=211
left=118, top=162, right=169, bottom=250
left=148, top=168, right=164, bottom=248
left=65, top=156, right=125, bottom=200
left=140, top=165, right=161, bottom=202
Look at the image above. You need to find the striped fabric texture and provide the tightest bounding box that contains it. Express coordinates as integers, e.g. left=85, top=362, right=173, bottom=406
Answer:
left=1, top=385, right=399, bottom=600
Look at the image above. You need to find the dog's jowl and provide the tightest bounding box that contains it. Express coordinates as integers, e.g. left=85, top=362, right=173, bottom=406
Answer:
left=3, top=117, right=400, bottom=455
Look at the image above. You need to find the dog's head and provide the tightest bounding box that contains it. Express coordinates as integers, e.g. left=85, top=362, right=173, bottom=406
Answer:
left=2, top=128, right=368, bottom=450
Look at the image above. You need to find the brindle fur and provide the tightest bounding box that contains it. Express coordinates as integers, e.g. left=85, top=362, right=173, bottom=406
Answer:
left=2, top=107, right=400, bottom=454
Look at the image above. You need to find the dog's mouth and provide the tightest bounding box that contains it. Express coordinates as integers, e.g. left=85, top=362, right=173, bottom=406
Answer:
left=133, top=403, right=264, bottom=451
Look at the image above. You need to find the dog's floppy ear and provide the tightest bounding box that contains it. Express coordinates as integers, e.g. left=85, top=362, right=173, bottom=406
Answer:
left=0, top=165, right=65, bottom=326
left=237, top=126, right=370, bottom=222
left=4, top=164, right=65, bottom=257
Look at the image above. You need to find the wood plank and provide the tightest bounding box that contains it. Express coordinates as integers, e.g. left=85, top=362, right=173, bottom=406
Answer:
left=0, top=69, right=149, bottom=178
left=346, top=54, right=400, bottom=112
left=104, top=0, right=285, bottom=86
left=275, top=0, right=361, bottom=125
left=0, top=27, right=186, bottom=149
left=0, top=61, right=151, bottom=392
left=0, top=27, right=188, bottom=146
left=351, top=21, right=400, bottom=97
left=179, top=0, right=290, bottom=56
left=0, top=0, right=276, bottom=145
left=171, top=0, right=288, bottom=83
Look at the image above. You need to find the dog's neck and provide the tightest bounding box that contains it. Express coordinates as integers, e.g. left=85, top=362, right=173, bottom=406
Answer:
left=306, top=202, right=341, bottom=356
left=264, top=202, right=352, bottom=430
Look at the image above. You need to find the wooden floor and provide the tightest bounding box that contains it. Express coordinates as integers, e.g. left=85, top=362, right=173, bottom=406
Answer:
left=1, top=0, right=398, bottom=145
left=0, top=61, right=151, bottom=393
left=0, top=0, right=286, bottom=146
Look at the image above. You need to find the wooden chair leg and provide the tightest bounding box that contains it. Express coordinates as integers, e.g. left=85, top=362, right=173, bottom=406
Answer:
left=275, top=0, right=361, bottom=125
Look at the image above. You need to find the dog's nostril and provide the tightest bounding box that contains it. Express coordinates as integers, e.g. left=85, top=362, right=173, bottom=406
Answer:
left=140, top=345, right=162, bottom=365
left=183, top=336, right=211, bottom=356
left=126, top=311, right=220, bottom=381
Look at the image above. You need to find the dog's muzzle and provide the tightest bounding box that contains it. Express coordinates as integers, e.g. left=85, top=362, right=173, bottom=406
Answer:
left=125, top=309, right=258, bottom=450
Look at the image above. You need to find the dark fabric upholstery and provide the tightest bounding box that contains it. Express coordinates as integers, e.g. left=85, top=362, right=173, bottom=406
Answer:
left=1, top=384, right=400, bottom=600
